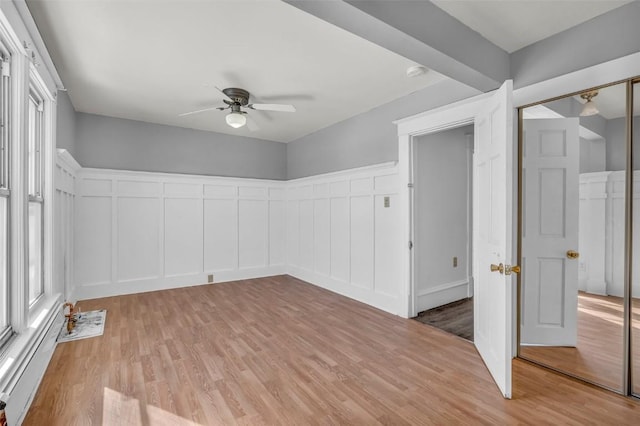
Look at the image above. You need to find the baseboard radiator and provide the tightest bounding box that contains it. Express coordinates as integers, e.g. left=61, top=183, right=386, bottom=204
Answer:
left=2, top=312, right=64, bottom=425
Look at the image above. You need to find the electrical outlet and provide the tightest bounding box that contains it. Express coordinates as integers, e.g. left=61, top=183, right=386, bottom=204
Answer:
left=453, top=257, right=458, bottom=267
left=384, top=196, right=390, bottom=208
left=207, top=274, right=214, bottom=283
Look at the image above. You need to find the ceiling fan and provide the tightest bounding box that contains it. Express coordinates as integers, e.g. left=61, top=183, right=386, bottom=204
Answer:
left=179, top=87, right=296, bottom=130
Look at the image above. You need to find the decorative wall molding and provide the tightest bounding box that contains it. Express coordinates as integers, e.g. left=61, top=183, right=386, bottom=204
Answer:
left=55, top=149, right=78, bottom=301
left=285, top=162, right=402, bottom=315
left=74, top=168, right=287, bottom=300
left=578, top=171, right=640, bottom=298
left=74, top=163, right=403, bottom=314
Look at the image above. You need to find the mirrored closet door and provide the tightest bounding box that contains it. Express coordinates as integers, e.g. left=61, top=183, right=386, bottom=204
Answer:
left=519, top=78, right=639, bottom=395
left=632, top=81, right=640, bottom=397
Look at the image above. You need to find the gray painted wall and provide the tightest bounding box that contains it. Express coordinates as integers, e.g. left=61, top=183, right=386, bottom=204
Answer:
left=286, top=79, right=479, bottom=179
left=75, top=113, right=287, bottom=180
left=605, top=117, right=625, bottom=172
left=511, top=2, right=640, bottom=89
left=56, top=90, right=76, bottom=157
left=606, top=116, right=640, bottom=172
left=579, top=137, right=606, bottom=174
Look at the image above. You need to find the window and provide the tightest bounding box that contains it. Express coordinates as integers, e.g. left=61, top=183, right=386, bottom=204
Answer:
left=0, top=5, right=58, bottom=393
left=27, top=88, right=44, bottom=305
left=0, top=54, right=10, bottom=348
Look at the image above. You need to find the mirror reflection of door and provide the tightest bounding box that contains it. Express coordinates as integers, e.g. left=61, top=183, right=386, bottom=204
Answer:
left=520, top=82, right=626, bottom=392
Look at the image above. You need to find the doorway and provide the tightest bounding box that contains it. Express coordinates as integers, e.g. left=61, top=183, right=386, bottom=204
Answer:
left=411, top=125, right=474, bottom=341
left=398, top=81, right=515, bottom=398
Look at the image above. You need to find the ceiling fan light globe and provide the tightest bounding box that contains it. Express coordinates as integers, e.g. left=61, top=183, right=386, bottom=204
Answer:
left=226, top=112, right=246, bottom=128
left=580, top=100, right=598, bottom=117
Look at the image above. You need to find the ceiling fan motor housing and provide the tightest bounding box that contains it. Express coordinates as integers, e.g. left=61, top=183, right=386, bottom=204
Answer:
left=223, top=87, right=250, bottom=106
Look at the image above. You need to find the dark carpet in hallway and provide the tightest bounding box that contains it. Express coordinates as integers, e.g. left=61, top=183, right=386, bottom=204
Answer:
left=414, top=297, right=474, bottom=341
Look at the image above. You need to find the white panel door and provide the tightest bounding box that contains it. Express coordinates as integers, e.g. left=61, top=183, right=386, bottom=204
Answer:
left=521, top=118, right=580, bottom=346
left=473, top=80, right=513, bottom=399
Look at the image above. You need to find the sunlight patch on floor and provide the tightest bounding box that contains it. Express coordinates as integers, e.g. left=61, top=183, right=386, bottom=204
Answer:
left=579, top=306, right=624, bottom=327
left=103, top=387, right=201, bottom=426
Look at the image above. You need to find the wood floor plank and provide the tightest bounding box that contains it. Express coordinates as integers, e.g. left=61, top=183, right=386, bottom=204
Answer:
left=24, top=275, right=640, bottom=425
left=520, top=292, right=630, bottom=391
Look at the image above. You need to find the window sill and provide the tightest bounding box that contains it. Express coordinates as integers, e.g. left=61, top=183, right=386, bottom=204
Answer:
left=0, top=293, right=62, bottom=396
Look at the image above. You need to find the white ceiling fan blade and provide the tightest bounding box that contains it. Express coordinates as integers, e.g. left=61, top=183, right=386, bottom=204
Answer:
left=246, top=115, right=260, bottom=132
left=178, top=106, right=222, bottom=117
left=249, top=103, right=296, bottom=112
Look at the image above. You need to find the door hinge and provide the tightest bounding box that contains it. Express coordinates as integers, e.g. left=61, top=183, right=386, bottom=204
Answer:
left=1, top=59, right=9, bottom=77
left=408, top=183, right=414, bottom=188
left=408, top=241, right=413, bottom=250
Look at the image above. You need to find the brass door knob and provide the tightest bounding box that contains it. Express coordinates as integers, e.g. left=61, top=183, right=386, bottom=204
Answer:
left=490, top=263, right=504, bottom=274
left=566, top=250, right=580, bottom=259
left=505, top=265, right=521, bottom=275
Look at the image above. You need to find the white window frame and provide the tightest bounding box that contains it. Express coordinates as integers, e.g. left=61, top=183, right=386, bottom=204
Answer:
left=0, top=45, right=11, bottom=350
left=27, top=83, right=44, bottom=307
left=0, top=8, right=59, bottom=397
left=25, top=64, right=55, bottom=319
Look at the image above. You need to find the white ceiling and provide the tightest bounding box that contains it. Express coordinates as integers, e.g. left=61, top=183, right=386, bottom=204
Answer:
left=432, top=0, right=632, bottom=53
left=27, top=0, right=446, bottom=143
left=26, top=1, right=633, bottom=143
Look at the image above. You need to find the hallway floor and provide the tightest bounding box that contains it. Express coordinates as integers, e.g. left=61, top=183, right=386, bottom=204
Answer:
left=414, top=297, right=473, bottom=341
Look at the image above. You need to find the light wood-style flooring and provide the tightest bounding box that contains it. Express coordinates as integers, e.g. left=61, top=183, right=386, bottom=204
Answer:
left=520, top=292, right=638, bottom=391
left=25, top=276, right=640, bottom=425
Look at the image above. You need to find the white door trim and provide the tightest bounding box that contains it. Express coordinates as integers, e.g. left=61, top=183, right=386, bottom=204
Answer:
left=395, top=92, right=492, bottom=319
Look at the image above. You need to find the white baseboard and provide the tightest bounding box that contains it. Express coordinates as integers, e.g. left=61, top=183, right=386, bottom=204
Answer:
left=287, top=266, right=400, bottom=316
left=5, top=312, right=65, bottom=426
left=578, top=279, right=607, bottom=296
left=74, top=265, right=287, bottom=300
left=416, top=279, right=470, bottom=313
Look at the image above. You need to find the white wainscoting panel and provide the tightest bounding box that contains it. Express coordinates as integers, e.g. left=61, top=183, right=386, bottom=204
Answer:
left=350, top=195, right=374, bottom=289
left=314, top=199, right=331, bottom=276
left=164, top=197, right=203, bottom=277
left=117, top=197, right=161, bottom=282
left=75, top=169, right=286, bottom=299
left=75, top=164, right=401, bottom=312
left=299, top=199, right=314, bottom=271
left=269, top=200, right=286, bottom=266
left=204, top=199, right=237, bottom=272
left=55, top=150, right=80, bottom=301
left=286, top=201, right=300, bottom=267
left=76, top=196, right=112, bottom=287
left=579, top=171, right=640, bottom=298
left=238, top=199, right=268, bottom=269
left=287, top=162, right=402, bottom=315
left=330, top=197, right=350, bottom=283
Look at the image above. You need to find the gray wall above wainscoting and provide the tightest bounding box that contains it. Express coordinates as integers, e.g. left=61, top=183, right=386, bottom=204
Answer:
left=285, top=79, right=479, bottom=179
left=75, top=113, right=288, bottom=180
